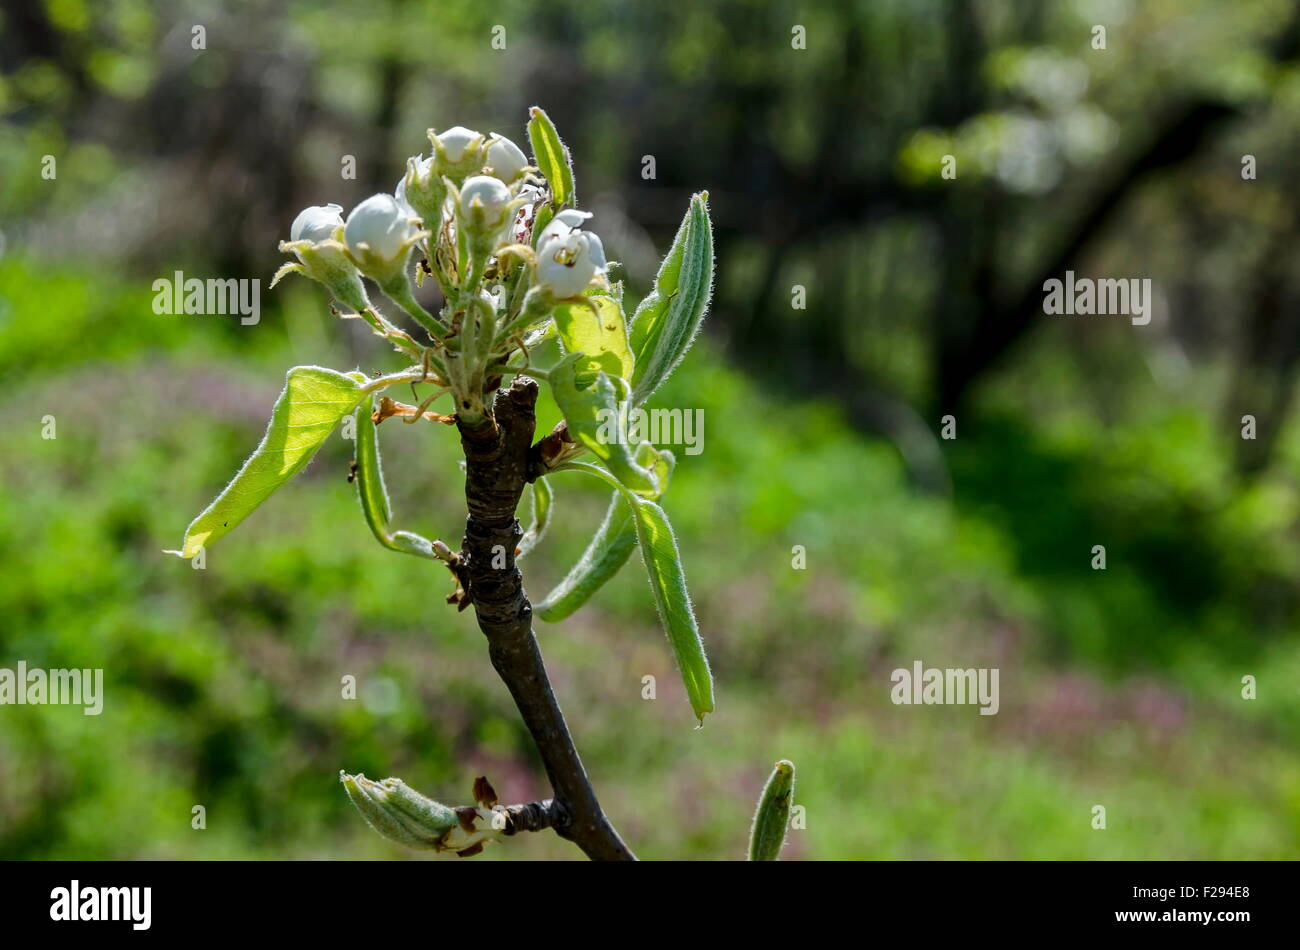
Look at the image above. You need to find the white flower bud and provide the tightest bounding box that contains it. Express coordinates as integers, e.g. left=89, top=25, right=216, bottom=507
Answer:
left=396, top=155, right=448, bottom=227
left=536, top=210, right=608, bottom=299
left=459, top=175, right=513, bottom=233
left=290, top=203, right=344, bottom=243
left=275, top=203, right=368, bottom=312
left=437, top=126, right=481, bottom=164
left=394, top=157, right=427, bottom=212
left=484, top=133, right=529, bottom=184
left=428, top=126, right=487, bottom=181
left=344, top=193, right=423, bottom=276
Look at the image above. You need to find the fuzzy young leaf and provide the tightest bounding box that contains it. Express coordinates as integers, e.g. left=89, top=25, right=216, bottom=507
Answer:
left=527, top=106, right=574, bottom=209
left=340, top=771, right=503, bottom=856
left=547, top=457, right=710, bottom=720
left=353, top=394, right=439, bottom=559
left=516, top=476, right=553, bottom=560
left=168, top=366, right=366, bottom=559
left=340, top=772, right=457, bottom=851
left=748, top=760, right=796, bottom=861
left=629, top=498, right=714, bottom=722
left=355, top=393, right=391, bottom=527
left=554, top=289, right=634, bottom=384
left=536, top=448, right=674, bottom=621
left=531, top=203, right=555, bottom=251
left=628, top=192, right=713, bottom=406
left=535, top=492, right=636, bottom=622
left=550, top=352, right=658, bottom=496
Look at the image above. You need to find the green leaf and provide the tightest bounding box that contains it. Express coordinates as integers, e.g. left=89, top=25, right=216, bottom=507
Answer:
left=527, top=106, right=574, bottom=209
left=355, top=395, right=392, bottom=529
left=639, top=441, right=676, bottom=493
left=553, top=287, right=634, bottom=384
left=549, top=352, right=658, bottom=496
left=630, top=498, right=714, bottom=723
left=353, top=394, right=439, bottom=560
left=535, top=491, right=636, bottom=622
left=516, top=476, right=553, bottom=560
left=530, top=203, right=555, bottom=252
left=748, top=760, right=796, bottom=860
left=629, top=192, right=714, bottom=406
left=535, top=450, right=674, bottom=622
left=168, top=366, right=366, bottom=559
left=549, top=459, right=710, bottom=721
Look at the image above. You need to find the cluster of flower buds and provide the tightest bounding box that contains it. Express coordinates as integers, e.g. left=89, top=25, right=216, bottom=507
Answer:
left=276, top=123, right=610, bottom=312
left=272, top=115, right=614, bottom=425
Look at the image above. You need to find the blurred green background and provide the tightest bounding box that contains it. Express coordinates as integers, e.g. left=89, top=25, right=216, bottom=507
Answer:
left=2, top=0, right=1300, bottom=859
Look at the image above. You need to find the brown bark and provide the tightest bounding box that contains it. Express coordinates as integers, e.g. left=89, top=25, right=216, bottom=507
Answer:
left=455, top=376, right=635, bottom=861
left=500, top=798, right=562, bottom=836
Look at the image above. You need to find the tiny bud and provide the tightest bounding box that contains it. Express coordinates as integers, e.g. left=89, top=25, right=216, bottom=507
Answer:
left=748, top=759, right=795, bottom=861
left=484, top=133, right=529, bottom=184
left=340, top=771, right=458, bottom=850
left=342, top=193, right=427, bottom=286
left=459, top=174, right=514, bottom=238
left=396, top=155, right=448, bottom=229
left=291, top=203, right=345, bottom=244
left=340, top=771, right=507, bottom=856
left=428, top=125, right=487, bottom=182
left=274, top=203, right=369, bottom=313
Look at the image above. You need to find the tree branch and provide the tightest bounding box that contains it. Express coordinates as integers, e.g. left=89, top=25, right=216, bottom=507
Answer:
left=455, top=376, right=636, bottom=861
left=500, top=797, right=564, bottom=836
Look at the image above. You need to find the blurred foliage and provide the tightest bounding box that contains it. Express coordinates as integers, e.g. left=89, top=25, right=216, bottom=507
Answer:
left=2, top=0, right=1300, bottom=859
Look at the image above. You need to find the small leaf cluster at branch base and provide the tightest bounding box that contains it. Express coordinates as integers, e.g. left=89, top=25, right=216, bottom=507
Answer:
left=340, top=772, right=555, bottom=857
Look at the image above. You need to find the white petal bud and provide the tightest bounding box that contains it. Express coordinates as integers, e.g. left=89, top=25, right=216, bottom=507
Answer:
left=290, top=203, right=344, bottom=243
left=344, top=193, right=422, bottom=265
left=459, top=174, right=513, bottom=234
left=484, top=133, right=529, bottom=183
left=436, top=125, right=481, bottom=164
left=396, top=155, right=448, bottom=227
left=428, top=126, right=487, bottom=181
left=277, top=203, right=368, bottom=312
